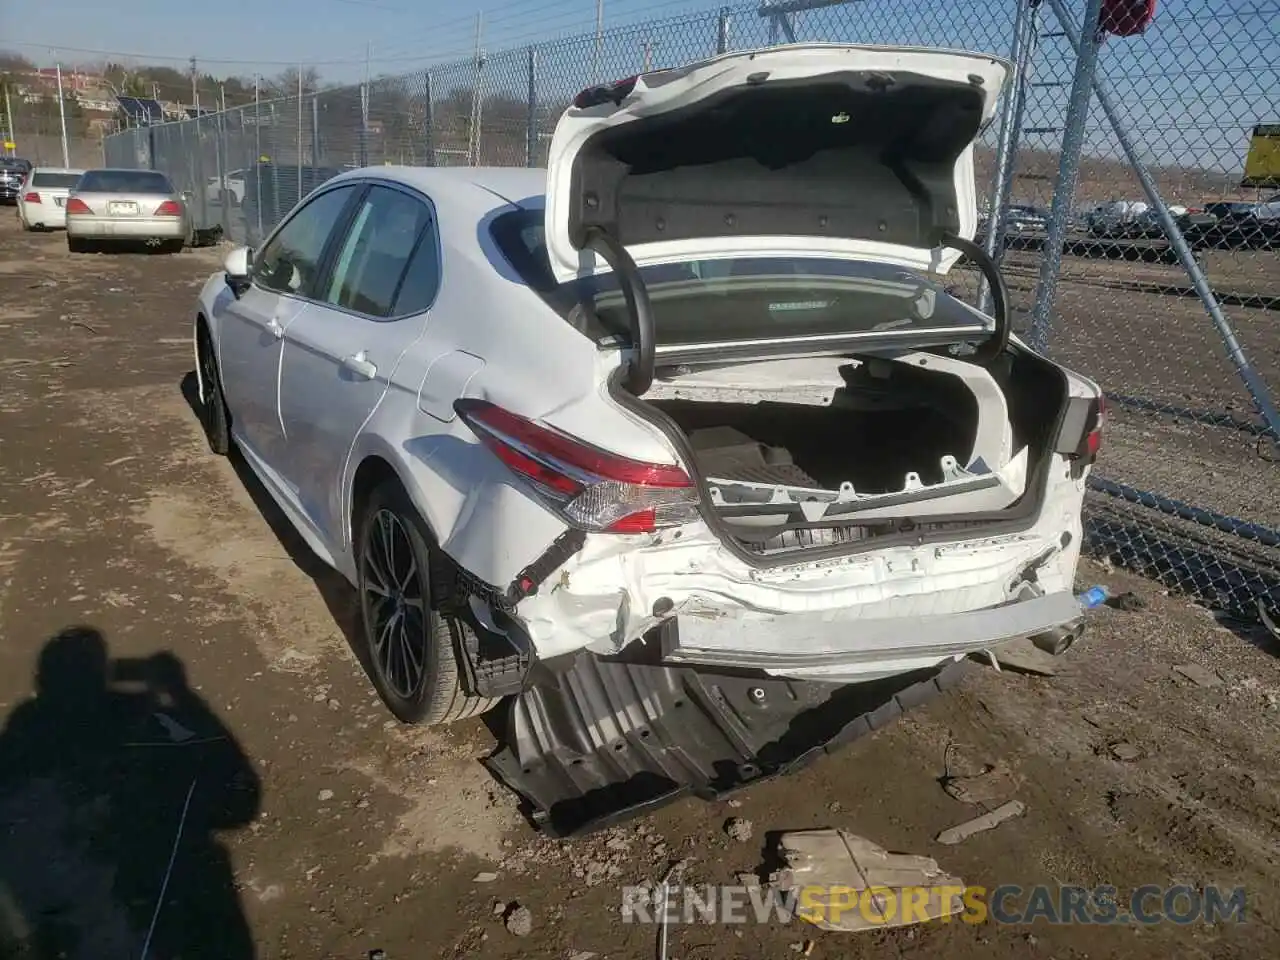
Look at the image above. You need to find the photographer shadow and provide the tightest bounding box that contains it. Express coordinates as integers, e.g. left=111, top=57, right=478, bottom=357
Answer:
left=0, top=627, right=259, bottom=959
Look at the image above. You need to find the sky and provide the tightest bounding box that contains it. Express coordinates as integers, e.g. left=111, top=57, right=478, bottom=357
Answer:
left=4, top=0, right=1278, bottom=178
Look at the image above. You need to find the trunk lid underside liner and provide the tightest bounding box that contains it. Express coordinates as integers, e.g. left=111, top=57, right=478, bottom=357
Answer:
left=484, top=651, right=971, bottom=837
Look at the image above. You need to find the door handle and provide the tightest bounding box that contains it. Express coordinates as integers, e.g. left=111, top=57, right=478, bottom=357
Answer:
left=265, top=317, right=284, bottom=339
left=342, top=351, right=378, bottom=380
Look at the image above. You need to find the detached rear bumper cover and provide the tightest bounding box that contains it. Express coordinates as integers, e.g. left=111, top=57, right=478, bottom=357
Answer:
left=485, top=653, right=971, bottom=837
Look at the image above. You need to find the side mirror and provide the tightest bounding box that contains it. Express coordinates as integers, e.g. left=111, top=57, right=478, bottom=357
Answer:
left=224, top=246, right=252, bottom=298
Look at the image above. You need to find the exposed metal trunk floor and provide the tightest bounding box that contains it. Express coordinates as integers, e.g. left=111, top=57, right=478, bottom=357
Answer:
left=485, top=650, right=970, bottom=837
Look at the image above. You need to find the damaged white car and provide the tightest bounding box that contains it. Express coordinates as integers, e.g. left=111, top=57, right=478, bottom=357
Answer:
left=193, top=43, right=1103, bottom=833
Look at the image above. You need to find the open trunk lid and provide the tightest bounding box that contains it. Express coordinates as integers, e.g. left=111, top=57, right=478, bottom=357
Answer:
left=543, top=43, right=1010, bottom=284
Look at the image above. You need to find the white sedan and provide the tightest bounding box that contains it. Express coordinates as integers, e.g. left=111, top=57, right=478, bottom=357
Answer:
left=16, top=167, right=85, bottom=231
left=192, top=45, right=1103, bottom=768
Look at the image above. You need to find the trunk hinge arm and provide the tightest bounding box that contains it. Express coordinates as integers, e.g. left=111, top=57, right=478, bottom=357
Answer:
left=579, top=225, right=656, bottom=395
left=942, top=231, right=1011, bottom=365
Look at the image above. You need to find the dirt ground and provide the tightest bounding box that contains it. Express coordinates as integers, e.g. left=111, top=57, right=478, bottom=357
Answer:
left=3, top=213, right=1280, bottom=959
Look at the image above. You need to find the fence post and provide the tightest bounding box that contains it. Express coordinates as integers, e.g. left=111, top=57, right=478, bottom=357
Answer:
left=1043, top=0, right=1280, bottom=439
left=980, top=0, right=1038, bottom=315
left=717, top=8, right=732, bottom=54
left=423, top=70, right=436, bottom=167
left=1027, top=0, right=1105, bottom=354
left=526, top=47, right=538, bottom=168
left=311, top=95, right=321, bottom=167
left=360, top=79, right=369, bottom=168
left=215, top=107, right=227, bottom=237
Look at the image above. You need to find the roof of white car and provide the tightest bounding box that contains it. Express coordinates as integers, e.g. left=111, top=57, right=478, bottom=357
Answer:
left=331, top=165, right=547, bottom=219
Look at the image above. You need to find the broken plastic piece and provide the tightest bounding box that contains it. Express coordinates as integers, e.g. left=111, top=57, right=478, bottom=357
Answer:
left=770, top=828, right=966, bottom=931
left=936, top=799, right=1026, bottom=845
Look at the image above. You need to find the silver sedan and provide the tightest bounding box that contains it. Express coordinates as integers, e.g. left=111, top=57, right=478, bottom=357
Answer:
left=66, top=168, right=191, bottom=253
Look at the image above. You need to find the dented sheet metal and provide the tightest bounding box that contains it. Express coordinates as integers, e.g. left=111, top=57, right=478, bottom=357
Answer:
left=485, top=653, right=971, bottom=837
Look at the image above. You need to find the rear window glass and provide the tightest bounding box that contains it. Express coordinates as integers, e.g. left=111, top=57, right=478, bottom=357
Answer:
left=77, top=170, right=174, bottom=193
left=31, top=172, right=83, bottom=188
left=489, top=209, right=991, bottom=348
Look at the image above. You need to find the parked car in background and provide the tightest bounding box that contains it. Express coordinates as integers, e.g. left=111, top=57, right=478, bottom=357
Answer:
left=1086, top=199, right=1149, bottom=237
left=190, top=39, right=1104, bottom=795
left=65, top=168, right=191, bottom=254
left=1003, top=204, right=1051, bottom=233
left=205, top=168, right=247, bottom=206
left=1124, top=204, right=1215, bottom=239
left=0, top=157, right=32, bottom=204
left=17, top=168, right=86, bottom=231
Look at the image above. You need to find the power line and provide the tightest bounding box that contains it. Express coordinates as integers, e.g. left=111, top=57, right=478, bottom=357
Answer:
left=3, top=0, right=730, bottom=73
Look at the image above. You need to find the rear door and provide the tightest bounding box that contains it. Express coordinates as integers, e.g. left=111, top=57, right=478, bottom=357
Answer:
left=215, top=183, right=362, bottom=468
left=277, top=182, right=439, bottom=548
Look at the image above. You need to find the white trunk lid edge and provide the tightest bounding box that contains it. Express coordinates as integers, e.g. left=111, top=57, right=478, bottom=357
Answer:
left=544, top=43, right=1010, bottom=284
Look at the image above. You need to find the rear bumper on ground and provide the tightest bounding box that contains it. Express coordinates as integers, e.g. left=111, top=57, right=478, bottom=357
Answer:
left=67, top=216, right=186, bottom=239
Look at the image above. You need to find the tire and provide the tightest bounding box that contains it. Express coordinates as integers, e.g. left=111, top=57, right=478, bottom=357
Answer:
left=67, top=236, right=89, bottom=253
left=355, top=480, right=499, bottom=726
left=164, top=239, right=185, bottom=254
left=196, top=325, right=231, bottom=455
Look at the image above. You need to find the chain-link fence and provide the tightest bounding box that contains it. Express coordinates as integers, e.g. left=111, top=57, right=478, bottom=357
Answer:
left=102, top=0, right=1280, bottom=618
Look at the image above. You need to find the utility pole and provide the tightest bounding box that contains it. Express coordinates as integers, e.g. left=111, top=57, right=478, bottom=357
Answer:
left=55, top=61, right=70, bottom=167
left=219, top=83, right=226, bottom=113
left=361, top=41, right=371, bottom=167
left=641, top=38, right=654, bottom=72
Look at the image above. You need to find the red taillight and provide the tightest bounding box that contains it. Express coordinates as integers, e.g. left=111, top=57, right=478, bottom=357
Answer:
left=23, top=191, right=40, bottom=204
left=1085, top=395, right=1105, bottom=457
left=455, top=398, right=698, bottom=534
left=65, top=197, right=91, bottom=215
left=154, top=199, right=183, bottom=217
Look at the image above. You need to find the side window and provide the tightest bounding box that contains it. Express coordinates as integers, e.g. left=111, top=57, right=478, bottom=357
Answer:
left=391, top=223, right=442, bottom=316
left=252, top=185, right=357, bottom=296
left=323, top=186, right=431, bottom=318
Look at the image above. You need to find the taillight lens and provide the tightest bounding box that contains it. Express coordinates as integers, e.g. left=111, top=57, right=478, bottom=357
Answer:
left=65, top=197, right=92, bottom=215
left=455, top=399, right=699, bottom=534
left=154, top=199, right=184, bottom=216
left=23, top=191, right=40, bottom=204
left=1084, top=395, right=1105, bottom=459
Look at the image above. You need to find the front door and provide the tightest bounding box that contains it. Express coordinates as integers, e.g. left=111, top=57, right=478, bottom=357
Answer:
left=278, top=183, right=441, bottom=550
left=216, top=182, right=362, bottom=467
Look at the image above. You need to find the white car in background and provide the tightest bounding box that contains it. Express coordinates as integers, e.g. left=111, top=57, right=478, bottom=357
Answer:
left=16, top=167, right=85, bottom=231
left=190, top=44, right=1104, bottom=827
left=206, top=168, right=247, bottom=206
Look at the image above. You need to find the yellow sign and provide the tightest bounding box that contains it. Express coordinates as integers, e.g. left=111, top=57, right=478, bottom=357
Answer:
left=3, top=141, right=14, bottom=150
left=1242, top=124, right=1280, bottom=188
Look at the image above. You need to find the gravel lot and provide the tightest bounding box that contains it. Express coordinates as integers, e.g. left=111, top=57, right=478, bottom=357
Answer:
left=2, top=216, right=1280, bottom=958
